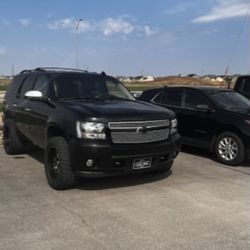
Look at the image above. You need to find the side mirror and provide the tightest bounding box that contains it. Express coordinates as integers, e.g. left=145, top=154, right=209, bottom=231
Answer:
left=196, top=104, right=211, bottom=112
left=132, top=91, right=142, bottom=99
left=24, top=90, right=45, bottom=101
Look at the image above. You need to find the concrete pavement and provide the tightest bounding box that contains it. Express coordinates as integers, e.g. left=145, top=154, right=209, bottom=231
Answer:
left=0, top=146, right=249, bottom=250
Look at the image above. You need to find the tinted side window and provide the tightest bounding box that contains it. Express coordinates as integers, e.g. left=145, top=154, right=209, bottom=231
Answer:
left=18, top=75, right=37, bottom=98
left=33, top=75, right=49, bottom=97
left=153, top=92, right=163, bottom=103
left=5, top=75, right=25, bottom=100
left=140, top=89, right=162, bottom=101
left=184, top=89, right=209, bottom=108
left=243, top=78, right=250, bottom=92
left=161, top=89, right=183, bottom=106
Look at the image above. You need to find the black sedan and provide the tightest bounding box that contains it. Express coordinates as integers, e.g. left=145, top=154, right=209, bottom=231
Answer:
left=138, top=86, right=250, bottom=166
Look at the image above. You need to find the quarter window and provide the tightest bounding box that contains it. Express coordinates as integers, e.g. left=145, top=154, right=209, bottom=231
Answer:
left=242, top=78, right=250, bottom=93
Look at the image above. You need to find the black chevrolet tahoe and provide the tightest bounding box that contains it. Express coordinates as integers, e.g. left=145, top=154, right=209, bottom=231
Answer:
left=2, top=68, right=180, bottom=190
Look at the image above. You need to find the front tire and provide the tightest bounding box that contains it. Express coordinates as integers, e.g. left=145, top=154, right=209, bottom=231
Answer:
left=215, top=132, right=245, bottom=166
left=45, top=137, right=77, bottom=190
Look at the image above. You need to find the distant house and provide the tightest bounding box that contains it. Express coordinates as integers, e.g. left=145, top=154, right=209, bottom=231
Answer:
left=0, top=75, right=13, bottom=80
left=215, top=76, right=224, bottom=83
left=139, top=76, right=155, bottom=82
left=187, top=74, right=199, bottom=78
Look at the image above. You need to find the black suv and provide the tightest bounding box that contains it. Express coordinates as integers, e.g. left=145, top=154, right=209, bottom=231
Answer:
left=139, top=86, right=250, bottom=166
left=2, top=68, right=180, bottom=189
left=234, top=75, right=250, bottom=99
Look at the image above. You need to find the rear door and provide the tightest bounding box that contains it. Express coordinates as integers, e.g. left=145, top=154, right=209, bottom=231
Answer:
left=181, top=89, right=216, bottom=148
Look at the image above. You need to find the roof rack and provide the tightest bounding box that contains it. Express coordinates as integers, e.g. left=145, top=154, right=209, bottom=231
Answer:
left=35, top=67, right=88, bottom=73
left=20, top=69, right=36, bottom=74
left=20, top=67, right=88, bottom=74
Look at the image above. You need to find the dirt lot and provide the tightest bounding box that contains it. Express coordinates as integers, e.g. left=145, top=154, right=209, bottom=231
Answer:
left=0, top=146, right=249, bottom=250
left=124, top=76, right=227, bottom=91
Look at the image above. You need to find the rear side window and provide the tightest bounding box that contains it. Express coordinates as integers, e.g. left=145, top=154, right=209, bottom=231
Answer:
left=184, top=89, right=209, bottom=108
left=33, top=75, right=49, bottom=97
left=161, top=89, right=183, bottom=106
left=18, top=75, right=37, bottom=98
left=242, top=78, right=250, bottom=93
left=236, top=77, right=250, bottom=93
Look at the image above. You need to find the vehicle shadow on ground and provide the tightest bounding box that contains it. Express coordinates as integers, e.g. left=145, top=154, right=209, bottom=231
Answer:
left=181, top=145, right=250, bottom=168
left=25, top=146, right=172, bottom=190
left=181, top=145, right=215, bottom=160
left=77, top=171, right=172, bottom=190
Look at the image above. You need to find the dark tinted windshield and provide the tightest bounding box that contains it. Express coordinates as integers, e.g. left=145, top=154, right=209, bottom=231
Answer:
left=54, top=74, right=134, bottom=100
left=210, top=91, right=250, bottom=110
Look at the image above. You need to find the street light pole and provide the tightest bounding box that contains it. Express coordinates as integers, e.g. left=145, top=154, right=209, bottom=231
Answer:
left=75, top=19, right=83, bottom=69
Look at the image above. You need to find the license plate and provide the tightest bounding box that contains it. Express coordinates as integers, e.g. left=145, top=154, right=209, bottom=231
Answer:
left=133, top=158, right=152, bottom=170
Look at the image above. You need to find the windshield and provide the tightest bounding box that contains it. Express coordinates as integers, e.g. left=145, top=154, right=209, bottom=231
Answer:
left=53, top=74, right=134, bottom=101
left=210, top=91, right=250, bottom=110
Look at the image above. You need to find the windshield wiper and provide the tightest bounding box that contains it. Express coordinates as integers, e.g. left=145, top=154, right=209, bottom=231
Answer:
left=60, top=97, right=93, bottom=101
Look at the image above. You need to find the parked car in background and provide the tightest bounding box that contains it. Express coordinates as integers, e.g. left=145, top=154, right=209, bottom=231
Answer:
left=2, top=68, right=180, bottom=190
left=234, top=75, right=250, bottom=99
left=139, top=86, right=250, bottom=166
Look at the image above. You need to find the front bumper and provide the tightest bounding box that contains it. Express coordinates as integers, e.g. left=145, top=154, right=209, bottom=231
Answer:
left=69, top=133, right=181, bottom=177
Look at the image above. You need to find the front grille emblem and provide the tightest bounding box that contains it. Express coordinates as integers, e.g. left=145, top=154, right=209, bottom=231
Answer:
left=136, top=126, right=148, bottom=133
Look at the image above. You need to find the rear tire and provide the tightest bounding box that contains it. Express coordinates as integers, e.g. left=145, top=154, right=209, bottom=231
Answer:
left=45, top=137, right=77, bottom=190
left=3, top=119, right=25, bottom=155
left=215, top=132, right=245, bottom=166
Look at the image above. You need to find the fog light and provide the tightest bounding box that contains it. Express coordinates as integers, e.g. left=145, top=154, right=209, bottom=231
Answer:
left=86, top=159, right=94, bottom=167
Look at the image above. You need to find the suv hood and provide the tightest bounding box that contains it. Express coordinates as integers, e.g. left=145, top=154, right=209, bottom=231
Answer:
left=63, top=99, right=175, bottom=121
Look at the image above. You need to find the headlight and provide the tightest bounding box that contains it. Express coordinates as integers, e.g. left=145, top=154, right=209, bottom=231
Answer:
left=170, top=119, right=178, bottom=135
left=76, top=121, right=106, bottom=140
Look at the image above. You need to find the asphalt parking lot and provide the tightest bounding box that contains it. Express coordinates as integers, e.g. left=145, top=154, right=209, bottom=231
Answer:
left=0, top=146, right=249, bottom=250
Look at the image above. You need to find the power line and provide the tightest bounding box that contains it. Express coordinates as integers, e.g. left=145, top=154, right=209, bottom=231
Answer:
left=225, top=4, right=250, bottom=75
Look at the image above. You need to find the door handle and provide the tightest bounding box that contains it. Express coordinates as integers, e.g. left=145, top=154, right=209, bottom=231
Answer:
left=24, top=107, right=32, bottom=112
left=12, top=103, right=19, bottom=108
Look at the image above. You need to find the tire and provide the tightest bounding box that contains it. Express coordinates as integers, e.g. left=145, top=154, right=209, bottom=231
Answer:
left=215, top=132, right=245, bottom=166
left=3, top=119, right=25, bottom=155
left=152, top=161, right=173, bottom=174
left=45, top=137, right=77, bottom=190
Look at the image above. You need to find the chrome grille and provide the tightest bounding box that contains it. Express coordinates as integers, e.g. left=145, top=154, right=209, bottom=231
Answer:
left=108, top=120, right=170, bottom=144
left=108, top=120, right=170, bottom=130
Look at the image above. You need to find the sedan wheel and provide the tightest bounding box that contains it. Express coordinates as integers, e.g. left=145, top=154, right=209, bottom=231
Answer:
left=215, top=132, right=245, bottom=166
left=218, top=137, right=238, bottom=161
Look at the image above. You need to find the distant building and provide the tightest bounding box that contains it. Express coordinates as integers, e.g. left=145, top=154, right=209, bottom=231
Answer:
left=139, top=76, right=155, bottom=82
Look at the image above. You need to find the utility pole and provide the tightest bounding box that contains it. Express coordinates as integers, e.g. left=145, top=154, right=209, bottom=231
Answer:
left=11, top=64, right=15, bottom=77
left=75, top=19, right=83, bottom=69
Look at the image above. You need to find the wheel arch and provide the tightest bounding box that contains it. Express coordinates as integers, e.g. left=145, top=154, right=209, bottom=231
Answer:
left=46, top=123, right=69, bottom=142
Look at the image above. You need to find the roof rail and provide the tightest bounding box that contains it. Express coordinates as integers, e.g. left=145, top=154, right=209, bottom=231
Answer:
left=20, top=67, right=89, bottom=74
left=35, top=67, right=88, bottom=73
left=20, top=69, right=35, bottom=74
